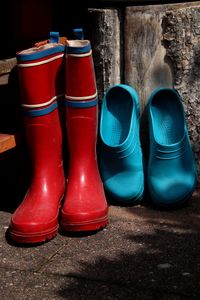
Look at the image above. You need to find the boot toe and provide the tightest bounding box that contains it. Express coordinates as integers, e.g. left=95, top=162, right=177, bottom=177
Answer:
left=104, top=171, right=144, bottom=203
left=10, top=213, right=58, bottom=244
left=61, top=205, right=108, bottom=232
left=149, top=175, right=196, bottom=207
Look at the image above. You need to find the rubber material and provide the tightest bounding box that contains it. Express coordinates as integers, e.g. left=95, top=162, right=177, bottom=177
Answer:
left=61, top=40, right=108, bottom=232
left=25, top=100, right=58, bottom=117
left=66, top=40, right=91, bottom=54
left=9, top=42, right=65, bottom=244
left=50, top=32, right=59, bottom=43
left=73, top=28, right=84, bottom=40
left=17, top=44, right=65, bottom=62
left=147, top=88, right=197, bottom=207
left=65, top=97, right=98, bottom=108
left=99, top=84, right=144, bottom=204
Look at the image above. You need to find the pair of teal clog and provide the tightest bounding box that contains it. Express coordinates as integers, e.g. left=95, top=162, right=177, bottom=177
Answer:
left=99, top=84, right=197, bottom=207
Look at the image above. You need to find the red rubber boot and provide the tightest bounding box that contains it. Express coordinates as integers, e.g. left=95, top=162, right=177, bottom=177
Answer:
left=61, top=37, right=108, bottom=232
left=9, top=33, right=66, bottom=244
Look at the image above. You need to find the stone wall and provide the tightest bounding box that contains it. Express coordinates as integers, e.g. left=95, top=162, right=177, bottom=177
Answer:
left=89, top=1, right=200, bottom=183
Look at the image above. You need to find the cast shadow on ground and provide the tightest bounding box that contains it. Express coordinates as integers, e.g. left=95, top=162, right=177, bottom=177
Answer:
left=55, top=191, right=200, bottom=299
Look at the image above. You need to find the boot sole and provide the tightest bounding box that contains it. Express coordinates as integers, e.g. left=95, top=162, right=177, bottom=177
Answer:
left=9, top=225, right=58, bottom=244
left=61, top=215, right=108, bottom=232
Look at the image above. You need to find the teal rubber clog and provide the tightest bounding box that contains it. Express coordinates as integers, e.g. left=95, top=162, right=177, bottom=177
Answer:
left=147, top=88, right=197, bottom=207
left=99, top=84, right=144, bottom=204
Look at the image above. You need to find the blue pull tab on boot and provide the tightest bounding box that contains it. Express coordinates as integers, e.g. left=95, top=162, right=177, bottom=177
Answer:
left=73, top=28, right=84, bottom=40
left=49, top=32, right=60, bottom=43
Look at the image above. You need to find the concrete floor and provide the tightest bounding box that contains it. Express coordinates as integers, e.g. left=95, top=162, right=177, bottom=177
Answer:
left=0, top=187, right=199, bottom=300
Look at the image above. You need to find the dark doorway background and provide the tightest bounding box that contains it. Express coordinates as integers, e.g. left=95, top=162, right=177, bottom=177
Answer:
left=0, top=0, right=99, bottom=59
left=0, top=0, right=195, bottom=58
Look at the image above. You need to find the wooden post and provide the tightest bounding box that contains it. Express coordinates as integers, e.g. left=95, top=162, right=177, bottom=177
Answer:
left=124, top=2, right=200, bottom=182
left=88, top=8, right=121, bottom=101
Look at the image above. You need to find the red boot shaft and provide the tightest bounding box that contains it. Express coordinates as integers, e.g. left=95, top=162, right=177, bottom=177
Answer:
left=61, top=40, right=108, bottom=231
left=18, top=52, right=65, bottom=105
left=66, top=54, right=96, bottom=98
left=10, top=41, right=66, bottom=243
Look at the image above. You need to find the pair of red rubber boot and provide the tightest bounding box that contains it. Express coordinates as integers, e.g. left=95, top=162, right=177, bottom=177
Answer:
left=9, top=32, right=108, bottom=244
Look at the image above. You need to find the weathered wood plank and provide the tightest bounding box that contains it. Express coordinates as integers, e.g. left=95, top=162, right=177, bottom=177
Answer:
left=0, top=57, right=17, bottom=86
left=0, top=133, right=18, bottom=153
left=125, top=7, right=173, bottom=111
left=125, top=1, right=200, bottom=182
left=89, top=8, right=121, bottom=100
left=93, top=0, right=186, bottom=3
left=0, top=74, right=10, bottom=86
left=0, top=58, right=17, bottom=76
